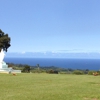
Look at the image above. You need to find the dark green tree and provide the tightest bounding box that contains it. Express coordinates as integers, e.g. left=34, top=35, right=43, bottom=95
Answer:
left=22, top=65, right=31, bottom=73
left=0, top=29, right=11, bottom=52
left=37, top=64, right=40, bottom=70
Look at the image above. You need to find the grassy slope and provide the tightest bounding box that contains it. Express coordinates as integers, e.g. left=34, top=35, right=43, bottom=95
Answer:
left=0, top=73, right=100, bottom=100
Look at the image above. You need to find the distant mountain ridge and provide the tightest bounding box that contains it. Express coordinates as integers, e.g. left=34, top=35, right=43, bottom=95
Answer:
left=5, top=52, right=100, bottom=59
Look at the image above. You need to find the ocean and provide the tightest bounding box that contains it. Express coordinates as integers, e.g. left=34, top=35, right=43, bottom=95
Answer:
left=4, top=58, right=100, bottom=70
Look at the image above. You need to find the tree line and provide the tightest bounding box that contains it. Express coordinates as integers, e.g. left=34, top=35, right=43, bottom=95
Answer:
left=7, top=63, right=100, bottom=75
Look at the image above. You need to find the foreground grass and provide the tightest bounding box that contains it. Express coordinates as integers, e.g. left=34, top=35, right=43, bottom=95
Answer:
left=0, top=73, right=100, bottom=100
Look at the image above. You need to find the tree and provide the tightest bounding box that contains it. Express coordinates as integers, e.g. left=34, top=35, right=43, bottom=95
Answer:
left=37, top=64, right=40, bottom=70
left=22, top=65, right=31, bottom=73
left=0, top=29, right=11, bottom=52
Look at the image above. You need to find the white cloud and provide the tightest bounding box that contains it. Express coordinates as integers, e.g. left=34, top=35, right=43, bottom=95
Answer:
left=21, top=51, right=26, bottom=54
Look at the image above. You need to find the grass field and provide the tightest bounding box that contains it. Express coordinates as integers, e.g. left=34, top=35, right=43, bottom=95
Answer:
left=0, top=73, right=100, bottom=100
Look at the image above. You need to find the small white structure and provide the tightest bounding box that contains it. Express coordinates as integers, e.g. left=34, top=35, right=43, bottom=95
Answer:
left=0, top=49, right=21, bottom=73
left=0, top=49, right=5, bottom=68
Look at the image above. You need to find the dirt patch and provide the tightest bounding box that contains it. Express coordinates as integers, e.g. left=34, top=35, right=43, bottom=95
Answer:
left=84, top=97, right=98, bottom=100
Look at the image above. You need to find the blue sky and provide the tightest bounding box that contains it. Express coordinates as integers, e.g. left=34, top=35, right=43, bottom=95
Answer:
left=0, top=0, right=100, bottom=53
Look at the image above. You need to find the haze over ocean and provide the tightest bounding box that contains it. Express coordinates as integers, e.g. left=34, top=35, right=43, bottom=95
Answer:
left=4, top=58, right=100, bottom=70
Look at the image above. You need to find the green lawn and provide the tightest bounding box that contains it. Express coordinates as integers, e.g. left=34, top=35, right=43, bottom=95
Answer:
left=0, top=73, right=100, bottom=100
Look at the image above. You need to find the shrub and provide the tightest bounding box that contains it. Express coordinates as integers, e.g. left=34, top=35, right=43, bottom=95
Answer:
left=97, top=71, right=100, bottom=75
left=47, top=70, right=58, bottom=74
left=73, top=70, right=84, bottom=75
left=59, top=72, right=67, bottom=74
left=88, top=70, right=96, bottom=75
left=22, top=65, right=31, bottom=73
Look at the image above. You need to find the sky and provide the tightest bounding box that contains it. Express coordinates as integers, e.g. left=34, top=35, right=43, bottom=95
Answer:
left=0, top=0, right=100, bottom=53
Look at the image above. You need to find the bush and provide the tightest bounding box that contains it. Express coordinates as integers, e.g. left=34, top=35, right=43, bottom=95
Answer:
left=22, top=65, right=31, bottom=73
left=73, top=70, right=84, bottom=75
left=59, top=72, right=67, bottom=74
left=47, top=70, right=58, bottom=74
left=88, top=70, right=96, bottom=75
left=97, top=71, right=100, bottom=75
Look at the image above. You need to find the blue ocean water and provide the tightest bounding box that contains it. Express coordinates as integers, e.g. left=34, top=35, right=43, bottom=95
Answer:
left=4, top=58, right=100, bottom=70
